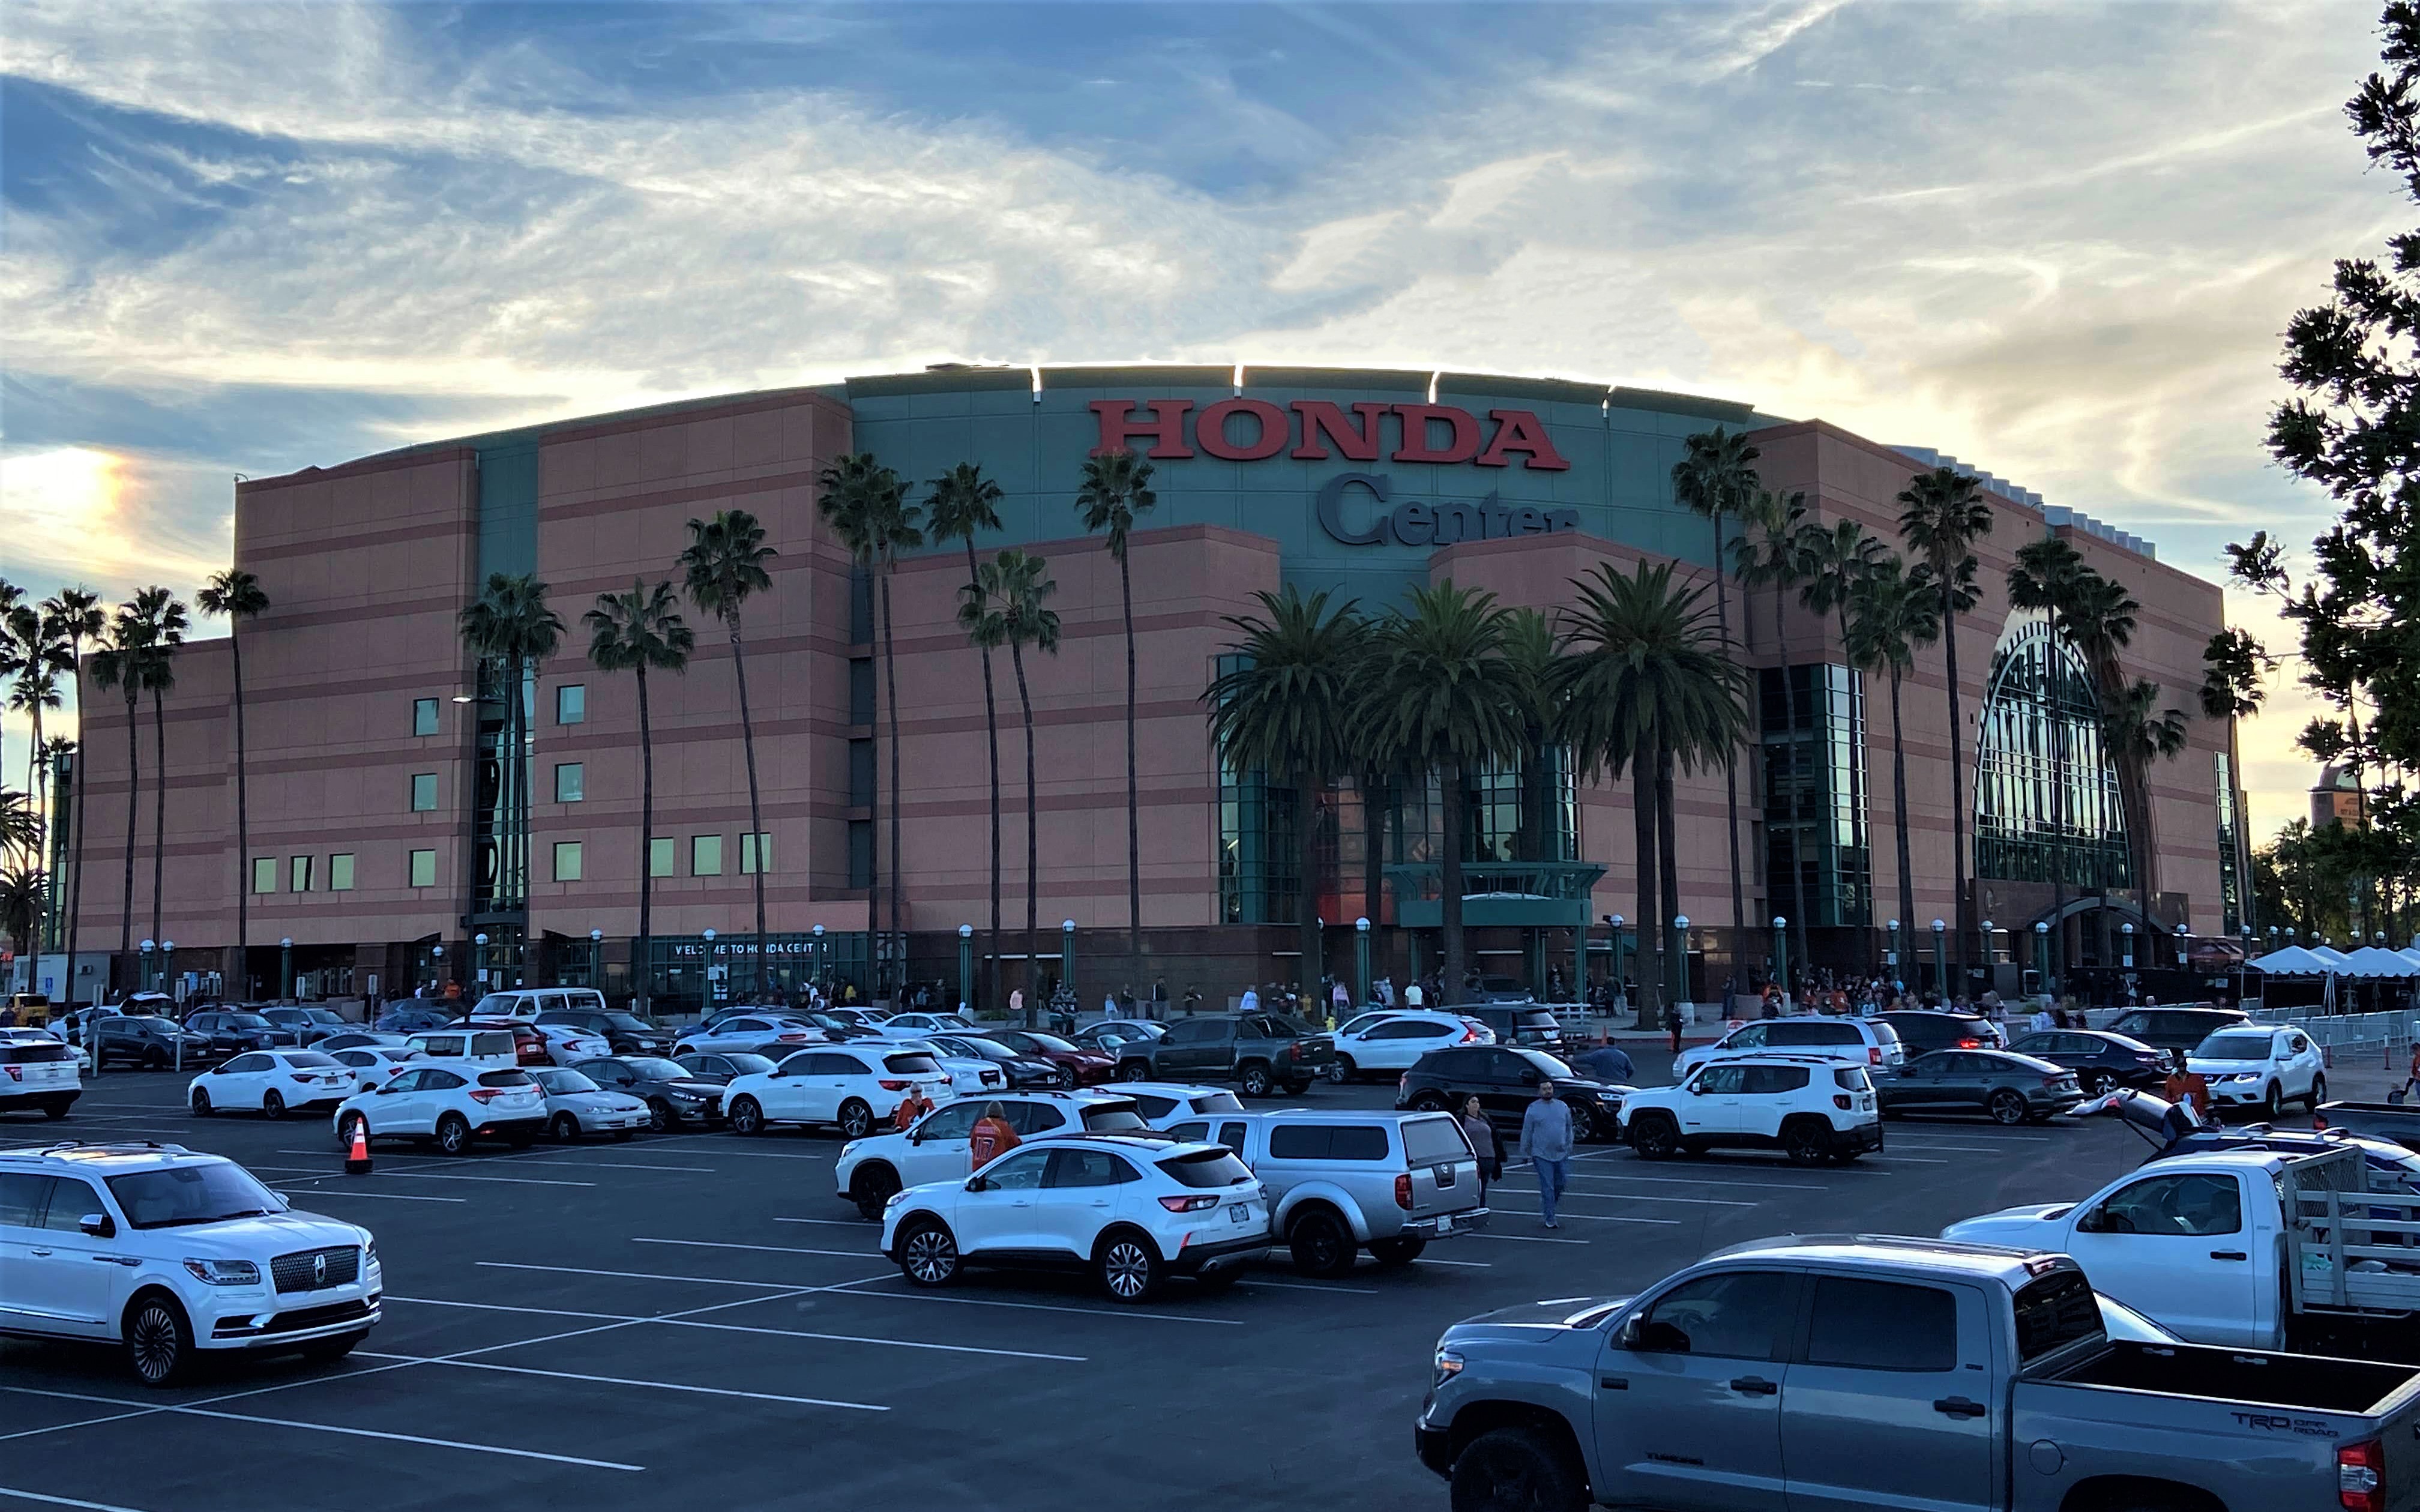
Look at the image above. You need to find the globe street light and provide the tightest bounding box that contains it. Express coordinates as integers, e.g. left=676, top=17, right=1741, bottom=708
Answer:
left=957, top=924, right=976, bottom=1014
left=278, top=936, right=293, bottom=999
left=589, top=927, right=604, bottom=991
left=2120, top=921, right=2134, bottom=971
left=1670, top=915, right=1691, bottom=1017
left=702, top=928, right=718, bottom=1013
left=1770, top=916, right=1789, bottom=1009
left=1930, top=919, right=1947, bottom=999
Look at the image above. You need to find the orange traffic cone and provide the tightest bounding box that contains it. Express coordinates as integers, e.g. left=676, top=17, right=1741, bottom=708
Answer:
left=345, top=1122, right=372, bottom=1176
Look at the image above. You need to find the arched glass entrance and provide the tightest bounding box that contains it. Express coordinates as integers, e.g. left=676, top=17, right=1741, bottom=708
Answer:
left=1973, top=616, right=2130, bottom=890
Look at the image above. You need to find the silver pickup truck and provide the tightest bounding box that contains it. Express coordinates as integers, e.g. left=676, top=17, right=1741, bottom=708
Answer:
left=1417, top=1233, right=2420, bottom=1512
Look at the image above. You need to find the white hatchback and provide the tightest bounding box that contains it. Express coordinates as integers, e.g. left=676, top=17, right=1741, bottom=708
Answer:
left=722, top=1046, right=954, bottom=1140
left=188, top=1051, right=356, bottom=1120
left=325, top=1046, right=421, bottom=1095
left=1328, top=1011, right=1488, bottom=1080
left=880, top=1134, right=1270, bottom=1302
left=2187, top=1025, right=2328, bottom=1117
left=1108, top=1082, right=1247, bottom=1130
left=0, top=1035, right=82, bottom=1119
left=332, top=1062, right=549, bottom=1155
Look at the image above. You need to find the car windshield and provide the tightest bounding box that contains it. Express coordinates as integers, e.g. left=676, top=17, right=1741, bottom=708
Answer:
left=605, top=1013, right=660, bottom=1032
left=535, top=1068, right=598, bottom=1093
left=105, top=1161, right=284, bottom=1230
left=625, top=1058, right=688, bottom=1080
left=302, top=1009, right=344, bottom=1024
left=226, top=1013, right=271, bottom=1028
left=948, top=1038, right=1016, bottom=1061
left=1515, top=1048, right=1576, bottom=1079
left=883, top=1053, right=942, bottom=1074
left=718, top=1053, right=775, bottom=1075
left=471, top=994, right=519, bottom=1017
left=2196, top=1031, right=2274, bottom=1059
left=281, top=1052, right=340, bottom=1068
left=1022, top=1031, right=1079, bottom=1053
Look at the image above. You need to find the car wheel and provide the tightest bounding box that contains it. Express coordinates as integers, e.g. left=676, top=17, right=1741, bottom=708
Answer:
left=262, top=1089, right=286, bottom=1121
left=551, top=1112, right=580, bottom=1142
left=1410, top=1091, right=1453, bottom=1114
left=1053, top=1065, right=1077, bottom=1091
left=644, top=1098, right=673, bottom=1133
left=852, top=1164, right=901, bottom=1221
left=435, top=1112, right=472, bottom=1155
left=1329, top=1055, right=1357, bottom=1084
left=2078, top=1070, right=2111, bottom=1095
left=1288, top=1209, right=1356, bottom=1278
left=1630, top=1112, right=1681, bottom=1160
left=1115, top=1061, right=1149, bottom=1082
left=729, top=1096, right=764, bottom=1136
left=898, top=1219, right=960, bottom=1287
left=1783, top=1120, right=1831, bottom=1166
left=191, top=1088, right=212, bottom=1118
left=337, top=1111, right=368, bottom=1148
left=838, top=1098, right=876, bottom=1140
left=124, top=1294, right=192, bottom=1388
left=1369, top=1236, right=1426, bottom=1267
left=299, top=1330, right=366, bottom=1366
left=1450, top=1426, right=1588, bottom=1512
left=1565, top=1104, right=1595, bottom=1143
left=1239, top=1064, right=1275, bottom=1098
left=2309, top=1075, right=2327, bottom=1110
left=1096, top=1231, right=1163, bottom=1303
left=1987, top=1089, right=2029, bottom=1126
left=43, top=1100, right=69, bottom=1119
left=2262, top=1083, right=2282, bottom=1120
left=142, top=1048, right=167, bottom=1071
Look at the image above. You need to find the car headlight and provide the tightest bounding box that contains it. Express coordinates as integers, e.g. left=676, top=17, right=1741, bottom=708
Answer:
left=363, top=1233, right=377, bottom=1260
left=884, top=1189, right=909, bottom=1208
left=182, top=1257, right=261, bottom=1286
left=841, top=1140, right=861, bottom=1157
left=1433, top=1346, right=1464, bottom=1384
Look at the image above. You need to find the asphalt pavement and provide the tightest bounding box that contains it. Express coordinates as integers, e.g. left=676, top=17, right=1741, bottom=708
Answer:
left=0, top=1050, right=2235, bottom=1512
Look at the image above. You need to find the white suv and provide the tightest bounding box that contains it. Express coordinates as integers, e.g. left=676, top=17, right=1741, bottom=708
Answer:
left=0, top=1142, right=380, bottom=1385
left=331, top=1062, right=549, bottom=1154
left=2187, top=1025, right=2328, bottom=1116
left=1112, top=1083, right=1246, bottom=1130
left=0, top=1035, right=81, bottom=1119
left=1328, top=1011, right=1488, bottom=1081
left=1673, top=1016, right=1905, bottom=1079
left=835, top=1091, right=1153, bottom=1217
left=187, top=1050, right=355, bottom=1120
left=1618, top=1055, right=1882, bottom=1166
left=880, top=1133, right=1269, bottom=1302
left=721, top=1046, right=954, bottom=1140
left=465, top=987, right=611, bottom=1023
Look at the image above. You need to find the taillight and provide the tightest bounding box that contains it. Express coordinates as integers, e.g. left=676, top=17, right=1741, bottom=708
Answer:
left=2339, top=1439, right=2383, bottom=1512
left=2041, top=1074, right=2064, bottom=1088
left=1833, top=1094, right=1852, bottom=1110
left=1394, top=1173, right=1414, bottom=1210
left=1159, top=1194, right=1217, bottom=1212
left=468, top=1088, right=502, bottom=1104
left=1868, top=1046, right=1882, bottom=1065
left=1958, top=1038, right=1981, bottom=1049
left=1461, top=1029, right=1477, bottom=1042
left=878, top=1078, right=911, bottom=1091
left=780, top=1033, right=809, bottom=1042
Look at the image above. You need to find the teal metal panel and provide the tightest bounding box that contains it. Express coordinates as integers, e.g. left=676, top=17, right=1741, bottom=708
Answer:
left=476, top=442, right=540, bottom=580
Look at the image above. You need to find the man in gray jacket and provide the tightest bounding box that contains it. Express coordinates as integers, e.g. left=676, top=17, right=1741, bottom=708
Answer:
left=1519, top=1079, right=1575, bottom=1227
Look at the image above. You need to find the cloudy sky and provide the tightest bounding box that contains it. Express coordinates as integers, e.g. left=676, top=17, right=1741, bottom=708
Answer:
left=0, top=0, right=2396, bottom=841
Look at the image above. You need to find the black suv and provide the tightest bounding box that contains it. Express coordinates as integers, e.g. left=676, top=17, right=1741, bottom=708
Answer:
left=1451, top=1003, right=1568, bottom=1055
left=181, top=1009, right=297, bottom=1055
left=1871, top=1010, right=2003, bottom=1055
left=536, top=1007, right=679, bottom=1055
left=2101, top=1006, right=2249, bottom=1056
left=1395, top=1044, right=1624, bottom=1143
left=258, top=1005, right=349, bottom=1046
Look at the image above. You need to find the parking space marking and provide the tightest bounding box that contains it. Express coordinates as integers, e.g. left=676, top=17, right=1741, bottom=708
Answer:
left=355, top=1352, right=887, bottom=1412
left=773, top=1216, right=872, bottom=1229
left=0, top=1411, right=160, bottom=1445
left=0, top=1483, right=155, bottom=1511
left=1511, top=1211, right=1680, bottom=1225
left=843, top=1275, right=1245, bottom=1325
left=1465, top=1232, right=1590, bottom=1245
left=476, top=1261, right=803, bottom=1288
left=247, top=1164, right=600, bottom=1188
left=633, top=1236, right=877, bottom=1261
left=1558, top=1173, right=1823, bottom=1190
left=1411, top=1257, right=1491, bottom=1268
left=268, top=1185, right=467, bottom=1202
left=1235, top=1278, right=1380, bottom=1295
left=387, top=1295, right=1088, bottom=1361
left=1494, top=1185, right=1755, bottom=1206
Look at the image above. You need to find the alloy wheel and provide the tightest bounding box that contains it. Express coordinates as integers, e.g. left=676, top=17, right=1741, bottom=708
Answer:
left=903, top=1226, right=958, bottom=1284
left=1988, top=1090, right=2027, bottom=1125
left=127, top=1302, right=185, bottom=1387
left=1103, top=1240, right=1152, bottom=1300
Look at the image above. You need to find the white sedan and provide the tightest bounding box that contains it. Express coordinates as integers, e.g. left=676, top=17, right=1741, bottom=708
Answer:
left=2187, top=1026, right=2327, bottom=1118
left=326, top=1046, right=421, bottom=1095
left=530, top=1065, right=650, bottom=1140
left=188, top=1050, right=355, bottom=1119
left=886, top=1012, right=974, bottom=1035
left=526, top=1022, right=610, bottom=1066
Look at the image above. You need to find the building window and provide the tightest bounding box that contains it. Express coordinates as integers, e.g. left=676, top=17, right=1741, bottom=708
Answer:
left=411, top=773, right=438, bottom=812
left=849, top=658, right=876, bottom=725
left=648, top=837, right=675, bottom=878
left=847, top=819, right=873, bottom=888
left=553, top=842, right=583, bottom=882
left=409, top=849, right=438, bottom=888
left=290, top=855, right=315, bottom=893
left=693, top=834, right=723, bottom=876
left=849, top=567, right=874, bottom=645
left=329, top=854, right=355, bottom=892
left=1972, top=617, right=2130, bottom=889
left=1759, top=663, right=1873, bottom=929
left=413, top=697, right=439, bottom=736
left=555, top=762, right=585, bottom=803
left=740, top=831, right=772, bottom=875
left=556, top=684, right=586, bottom=725
left=251, top=857, right=277, bottom=894
left=2216, top=752, right=2247, bottom=935
left=849, top=738, right=874, bottom=808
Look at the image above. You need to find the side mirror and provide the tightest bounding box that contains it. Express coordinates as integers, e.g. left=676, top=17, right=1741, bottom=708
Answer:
left=965, top=1175, right=990, bottom=1193
left=1617, top=1315, right=1642, bottom=1349
left=2074, top=1208, right=2102, bottom=1233
left=1686, top=1082, right=1703, bottom=1095
left=271, top=1191, right=292, bottom=1211
left=79, top=1212, right=114, bottom=1238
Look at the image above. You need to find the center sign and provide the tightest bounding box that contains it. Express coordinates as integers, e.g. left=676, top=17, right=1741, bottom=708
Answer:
left=1089, top=397, right=1581, bottom=548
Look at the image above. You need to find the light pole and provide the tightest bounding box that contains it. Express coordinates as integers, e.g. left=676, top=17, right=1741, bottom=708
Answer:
left=1885, top=919, right=1900, bottom=981
left=2120, top=921, right=2134, bottom=971
left=1670, top=914, right=1691, bottom=1019
left=701, top=927, right=718, bottom=1015
left=139, top=938, right=155, bottom=996
left=957, top=924, right=975, bottom=1014
left=2035, top=920, right=2050, bottom=998
left=430, top=943, right=444, bottom=997
left=2177, top=926, right=2191, bottom=977
left=1930, top=918, right=1947, bottom=1000
left=1606, top=914, right=1625, bottom=1015
left=472, top=932, right=489, bottom=995
left=1354, top=917, right=1372, bottom=1010
left=278, top=936, right=294, bottom=1000
left=1978, top=920, right=1995, bottom=999
left=589, top=928, right=604, bottom=992
left=811, top=923, right=826, bottom=997
left=1770, top=916, right=1789, bottom=1011
left=1060, top=920, right=1077, bottom=1005
left=163, top=941, right=178, bottom=1070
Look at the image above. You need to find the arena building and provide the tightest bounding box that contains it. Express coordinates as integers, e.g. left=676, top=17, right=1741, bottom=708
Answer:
left=46, top=365, right=2253, bottom=1011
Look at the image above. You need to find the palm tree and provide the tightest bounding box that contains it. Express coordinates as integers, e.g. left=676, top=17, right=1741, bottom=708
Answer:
left=2099, top=678, right=2190, bottom=902
left=1204, top=588, right=1365, bottom=1001
left=817, top=459, right=921, bottom=998
left=585, top=580, right=694, bottom=1018
left=1500, top=609, right=1568, bottom=866
left=2008, top=535, right=2089, bottom=986
left=8, top=659, right=62, bottom=978
left=1356, top=583, right=1523, bottom=1000
left=978, top=550, right=1060, bottom=1019
left=137, top=592, right=188, bottom=951
left=1555, top=560, right=1751, bottom=1022
left=1732, top=486, right=1814, bottom=979
left=1846, top=557, right=1943, bottom=944
left=0, top=790, right=35, bottom=861
left=1076, top=450, right=1158, bottom=993
left=1795, top=517, right=1886, bottom=962
left=90, top=591, right=178, bottom=963
left=44, top=589, right=103, bottom=1003
left=196, top=570, right=269, bottom=968
left=458, top=573, right=565, bottom=958
left=928, top=463, right=1007, bottom=1011
left=1673, top=427, right=1761, bottom=939
left=1897, top=467, right=1994, bottom=979
left=0, top=866, right=44, bottom=965
left=678, top=513, right=778, bottom=998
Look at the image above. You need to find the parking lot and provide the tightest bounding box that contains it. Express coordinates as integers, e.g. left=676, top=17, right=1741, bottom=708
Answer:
left=2, top=1055, right=2176, bottom=1512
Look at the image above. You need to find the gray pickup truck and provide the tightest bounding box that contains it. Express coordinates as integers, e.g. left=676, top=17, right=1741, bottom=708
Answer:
left=1418, top=1233, right=2420, bottom=1512
left=1109, top=1013, right=1337, bottom=1097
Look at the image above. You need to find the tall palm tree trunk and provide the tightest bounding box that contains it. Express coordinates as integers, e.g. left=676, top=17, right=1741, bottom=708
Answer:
left=1633, top=733, right=1660, bottom=1025
left=66, top=660, right=90, bottom=1004
left=1713, top=512, right=1745, bottom=953
left=1941, top=585, right=1970, bottom=984
left=880, top=568, right=904, bottom=1002
left=1657, top=742, right=1682, bottom=1010
left=1837, top=606, right=1872, bottom=975
left=118, top=690, right=138, bottom=959
left=1775, top=587, right=1812, bottom=989
left=1888, top=664, right=1915, bottom=940
left=728, top=628, right=769, bottom=999
left=1011, top=640, right=1038, bottom=1023
left=963, top=541, right=1004, bottom=1017
left=149, top=688, right=167, bottom=950
left=1119, top=555, right=1142, bottom=993
left=634, top=664, right=656, bottom=1018
left=1294, top=776, right=1320, bottom=996
left=1439, top=759, right=1469, bottom=1001
left=1362, top=778, right=1386, bottom=984
left=229, top=624, right=250, bottom=971
left=29, top=705, right=49, bottom=978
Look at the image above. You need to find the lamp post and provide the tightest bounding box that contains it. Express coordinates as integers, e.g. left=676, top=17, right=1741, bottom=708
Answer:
left=472, top=933, right=489, bottom=993
left=1606, top=914, right=1626, bottom=1014
left=139, top=938, right=155, bottom=995
left=2035, top=920, right=2051, bottom=998
left=1354, top=918, right=1372, bottom=1009
left=1979, top=921, right=1995, bottom=996
left=1770, top=916, right=1789, bottom=1011
left=1885, top=919, right=1900, bottom=977
left=701, top=927, right=717, bottom=1015
left=162, top=941, right=178, bottom=1070
left=1930, top=919, right=1947, bottom=1000
left=2120, top=921, right=2134, bottom=971
left=278, top=936, right=293, bottom=1000
left=811, top=923, right=826, bottom=996
left=588, top=928, right=604, bottom=991
left=957, top=924, right=975, bottom=1014
left=1670, top=914, right=1691, bottom=1018
left=430, top=943, right=444, bottom=996
left=1060, top=920, right=1077, bottom=1005
left=2177, top=926, right=2191, bottom=972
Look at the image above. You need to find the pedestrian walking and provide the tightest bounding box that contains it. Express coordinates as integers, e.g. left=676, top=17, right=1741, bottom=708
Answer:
left=1403, top=978, right=1424, bottom=1008
left=969, top=1101, right=1021, bottom=1170
left=1460, top=1096, right=1502, bottom=1200
left=1239, top=984, right=1260, bottom=1013
left=1664, top=1001, right=1682, bottom=1053
left=1575, top=1034, right=1633, bottom=1083
left=1519, top=1079, right=1574, bottom=1227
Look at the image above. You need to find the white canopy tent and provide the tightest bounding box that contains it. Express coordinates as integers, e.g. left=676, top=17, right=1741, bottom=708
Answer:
left=2246, top=945, right=2337, bottom=975
left=2310, top=945, right=2352, bottom=965
left=2337, top=945, right=2420, bottom=978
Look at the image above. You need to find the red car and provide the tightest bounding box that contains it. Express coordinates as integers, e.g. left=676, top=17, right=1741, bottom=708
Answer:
left=985, top=1029, right=1115, bottom=1088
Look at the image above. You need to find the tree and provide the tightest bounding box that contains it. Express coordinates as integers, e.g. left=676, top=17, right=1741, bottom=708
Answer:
left=980, top=549, right=1059, bottom=1020
left=929, top=463, right=1008, bottom=1012
left=1732, top=486, right=1815, bottom=977
left=0, top=866, right=44, bottom=964
left=196, top=570, right=269, bottom=972
left=1500, top=608, right=1569, bottom=867
left=678, top=512, right=777, bottom=998
left=1896, top=465, right=1994, bottom=980
left=2200, top=627, right=2274, bottom=721
left=43, top=589, right=103, bottom=1004
left=1673, top=426, right=1762, bottom=939
left=1555, top=560, right=1750, bottom=1022
left=1846, top=556, right=1943, bottom=943
left=1076, top=450, right=1157, bottom=995
left=2099, top=678, right=2192, bottom=903
left=1356, top=583, right=1523, bottom=1001
left=136, top=591, right=188, bottom=951
left=458, top=573, right=565, bottom=972
left=5, top=603, right=65, bottom=969
left=585, top=580, right=694, bottom=1017
left=0, top=789, right=35, bottom=861
left=1204, top=588, right=1366, bottom=1001
left=90, top=589, right=184, bottom=964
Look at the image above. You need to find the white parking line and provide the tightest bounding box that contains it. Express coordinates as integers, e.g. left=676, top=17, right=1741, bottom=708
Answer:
left=1412, top=1257, right=1491, bottom=1268
left=268, top=1185, right=467, bottom=1203
left=475, top=1261, right=796, bottom=1288
left=1494, top=1186, right=1756, bottom=1206
left=355, top=1352, right=886, bottom=1412
left=480, top=1154, right=722, bottom=1174
left=632, top=1236, right=876, bottom=1261
left=772, top=1216, right=873, bottom=1229
left=247, top=1164, right=598, bottom=1188
left=844, top=1275, right=1245, bottom=1325
left=1516, top=1212, right=1681, bottom=1226
left=1235, top=1279, right=1380, bottom=1295
left=0, top=1483, right=156, bottom=1511
left=1465, top=1232, right=1590, bottom=1245
left=386, top=1295, right=1088, bottom=1362
left=1552, top=1173, right=1823, bottom=1190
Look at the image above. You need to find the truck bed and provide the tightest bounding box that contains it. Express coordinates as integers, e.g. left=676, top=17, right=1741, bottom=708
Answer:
left=2323, top=1101, right=2420, bottom=1151
left=2052, top=1338, right=2419, bottom=1414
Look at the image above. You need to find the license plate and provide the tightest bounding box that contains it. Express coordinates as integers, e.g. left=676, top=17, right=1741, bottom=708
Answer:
left=1228, top=1204, right=1250, bottom=1225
